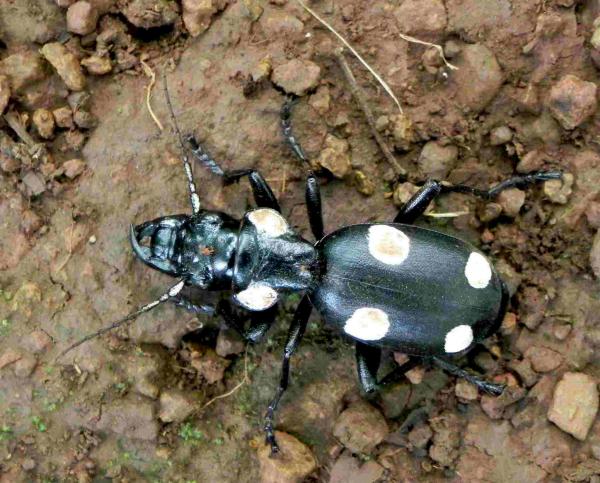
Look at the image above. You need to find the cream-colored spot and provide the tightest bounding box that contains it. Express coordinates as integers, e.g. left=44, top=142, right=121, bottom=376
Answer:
left=344, top=307, right=390, bottom=341
left=248, top=208, right=288, bottom=237
left=444, top=325, right=474, bottom=353
left=234, top=282, right=278, bottom=311
left=465, top=252, right=492, bottom=289
left=367, top=225, right=410, bottom=265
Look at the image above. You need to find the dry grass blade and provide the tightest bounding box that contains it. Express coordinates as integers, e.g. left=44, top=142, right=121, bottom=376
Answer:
left=397, top=33, right=459, bottom=71
left=141, top=60, right=164, bottom=131
left=295, top=0, right=403, bottom=115
left=425, top=211, right=469, bottom=218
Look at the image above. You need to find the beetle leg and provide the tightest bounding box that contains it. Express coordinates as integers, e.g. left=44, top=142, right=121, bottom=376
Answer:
left=355, top=342, right=421, bottom=392
left=170, top=295, right=215, bottom=315
left=281, top=98, right=325, bottom=240
left=217, top=300, right=277, bottom=344
left=394, top=179, right=442, bottom=224
left=187, top=136, right=281, bottom=212
left=264, top=294, right=312, bottom=455
left=432, top=357, right=504, bottom=396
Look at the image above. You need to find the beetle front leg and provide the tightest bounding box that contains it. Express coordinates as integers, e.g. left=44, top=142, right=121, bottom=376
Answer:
left=170, top=295, right=216, bottom=315
left=188, top=136, right=281, bottom=212
left=264, top=295, right=312, bottom=455
left=217, top=300, right=277, bottom=344
left=394, top=180, right=442, bottom=224
left=432, top=357, right=504, bottom=396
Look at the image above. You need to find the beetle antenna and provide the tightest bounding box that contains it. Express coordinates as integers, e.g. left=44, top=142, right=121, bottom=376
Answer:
left=56, top=280, right=185, bottom=361
left=163, top=73, right=201, bottom=214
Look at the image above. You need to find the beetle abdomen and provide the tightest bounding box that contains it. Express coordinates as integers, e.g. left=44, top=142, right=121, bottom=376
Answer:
left=310, top=223, right=507, bottom=356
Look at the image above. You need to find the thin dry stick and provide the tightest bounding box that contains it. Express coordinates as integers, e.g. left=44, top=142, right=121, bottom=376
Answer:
left=334, top=49, right=406, bottom=177
left=295, top=0, right=403, bottom=115
left=397, top=33, right=459, bottom=71
left=425, top=211, right=469, bottom=218
left=4, top=112, right=35, bottom=146
left=141, top=60, right=164, bottom=131
left=201, top=349, right=249, bottom=410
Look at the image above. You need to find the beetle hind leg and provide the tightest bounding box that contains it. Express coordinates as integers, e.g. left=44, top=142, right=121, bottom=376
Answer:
left=433, top=357, right=504, bottom=396
left=355, top=342, right=420, bottom=393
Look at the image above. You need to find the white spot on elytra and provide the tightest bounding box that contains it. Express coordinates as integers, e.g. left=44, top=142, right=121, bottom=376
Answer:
left=444, top=324, right=474, bottom=353
left=344, top=307, right=390, bottom=341
left=234, top=282, right=278, bottom=311
left=464, top=252, right=492, bottom=289
left=367, top=225, right=410, bottom=265
left=248, top=208, right=288, bottom=237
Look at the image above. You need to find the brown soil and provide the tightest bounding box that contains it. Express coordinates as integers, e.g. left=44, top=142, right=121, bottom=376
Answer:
left=2, top=0, right=600, bottom=481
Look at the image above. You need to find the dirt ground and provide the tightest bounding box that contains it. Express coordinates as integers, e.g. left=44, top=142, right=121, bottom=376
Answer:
left=2, top=0, right=600, bottom=481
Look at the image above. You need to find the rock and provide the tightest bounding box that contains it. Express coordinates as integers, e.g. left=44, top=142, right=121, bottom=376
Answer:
left=14, top=355, right=37, bottom=378
left=53, top=106, right=74, bottom=128
left=544, top=173, right=574, bottom=204
left=453, top=44, right=503, bottom=112
left=182, top=0, right=218, bottom=37
left=308, top=86, right=330, bottom=115
left=126, top=355, right=162, bottom=398
left=548, top=372, right=599, bottom=440
left=587, top=202, right=600, bottom=229
left=479, top=202, right=502, bottom=222
left=96, top=395, right=158, bottom=440
left=455, top=379, right=479, bottom=401
left=63, top=158, right=86, bottom=179
left=260, top=8, right=304, bottom=37
left=22, top=172, right=46, bottom=197
left=73, top=110, right=98, bottom=129
left=333, top=401, right=389, bottom=454
left=547, top=75, right=597, bottom=130
left=354, top=171, right=375, bottom=196
left=480, top=386, right=526, bottom=420
left=191, top=348, right=231, bottom=384
left=525, top=346, right=563, bottom=373
left=519, top=286, right=547, bottom=330
left=64, top=129, right=87, bottom=151
left=0, top=75, right=10, bottom=115
left=329, top=453, right=385, bottom=483
left=592, top=26, right=600, bottom=50
left=20, top=210, right=43, bottom=236
left=497, top=188, right=525, bottom=217
left=215, top=328, right=245, bottom=357
left=241, top=0, right=263, bottom=20
left=67, top=1, right=99, bottom=35
left=429, top=412, right=461, bottom=467
left=122, top=0, right=180, bottom=29
left=23, top=330, right=52, bottom=354
left=81, top=55, right=112, bottom=75
left=591, top=230, right=600, bottom=279
left=315, top=134, right=352, bottom=178
left=394, top=0, right=447, bottom=35
left=418, top=141, right=458, bottom=179
left=33, top=109, right=55, bottom=140
left=489, top=126, right=512, bottom=146
left=21, top=458, right=36, bottom=471
left=0, top=52, right=47, bottom=93
left=508, top=358, right=539, bottom=388
left=272, top=59, right=321, bottom=96
left=0, top=0, right=65, bottom=44
left=407, top=423, right=433, bottom=449
left=158, top=389, right=195, bottom=423
left=40, top=42, right=86, bottom=91
left=257, top=431, right=316, bottom=483
left=0, top=348, right=22, bottom=370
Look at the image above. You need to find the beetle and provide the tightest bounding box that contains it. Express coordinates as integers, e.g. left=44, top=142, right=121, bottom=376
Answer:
left=59, top=82, right=562, bottom=454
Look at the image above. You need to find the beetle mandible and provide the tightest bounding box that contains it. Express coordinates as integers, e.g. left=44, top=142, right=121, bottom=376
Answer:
left=60, top=78, right=562, bottom=454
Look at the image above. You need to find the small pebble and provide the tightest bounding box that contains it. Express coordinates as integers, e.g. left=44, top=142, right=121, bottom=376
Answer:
left=122, top=0, right=179, bottom=29
left=354, top=171, right=375, bottom=196
left=497, top=188, right=525, bottom=217
left=544, top=173, right=573, bottom=204
left=525, top=346, right=562, bottom=373
left=585, top=202, right=600, bottom=229
left=14, top=354, right=37, bottom=378
left=215, top=328, right=245, bottom=357
left=489, top=126, right=512, bottom=146
left=158, top=389, right=195, bottom=423
left=33, top=108, right=55, bottom=139
left=41, top=42, right=86, bottom=91
left=418, top=141, right=457, bottom=179
left=455, top=379, right=479, bottom=401
left=315, top=134, right=352, bottom=179
left=22, top=458, right=36, bottom=471
left=0, top=52, right=47, bottom=92
left=256, top=431, right=317, bottom=483
left=67, top=1, right=99, bottom=35
left=22, top=171, right=47, bottom=197
left=333, top=401, right=389, bottom=453
left=271, top=59, right=321, bottom=96
left=23, top=330, right=52, bottom=354
left=191, top=348, right=231, bottom=384
left=73, top=110, right=97, bottom=129
left=63, top=158, right=86, bottom=179
left=81, top=55, right=112, bottom=75
left=547, top=75, right=597, bottom=130
left=479, top=202, right=502, bottom=222
left=394, top=0, right=447, bottom=35
left=406, top=366, right=425, bottom=385
left=547, top=372, right=599, bottom=440
left=0, top=348, right=22, bottom=370
left=53, top=106, right=74, bottom=129
left=408, top=424, right=433, bottom=449
left=590, top=230, right=600, bottom=279
left=0, top=75, right=10, bottom=114
left=183, top=0, right=218, bottom=37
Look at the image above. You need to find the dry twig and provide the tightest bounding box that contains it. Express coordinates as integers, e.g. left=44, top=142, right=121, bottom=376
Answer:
left=141, top=60, right=164, bottom=131
left=334, top=49, right=406, bottom=177
left=295, top=0, right=403, bottom=115
left=4, top=111, right=36, bottom=146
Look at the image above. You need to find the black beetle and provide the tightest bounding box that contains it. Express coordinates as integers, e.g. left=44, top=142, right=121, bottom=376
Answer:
left=60, top=83, right=562, bottom=454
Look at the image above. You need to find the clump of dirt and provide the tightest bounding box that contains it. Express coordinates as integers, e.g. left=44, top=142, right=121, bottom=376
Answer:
left=1, top=0, right=600, bottom=481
